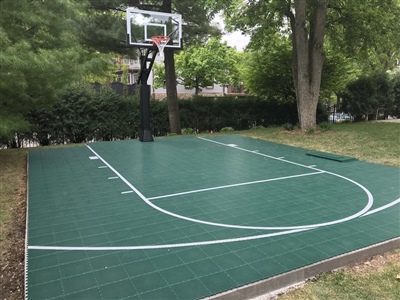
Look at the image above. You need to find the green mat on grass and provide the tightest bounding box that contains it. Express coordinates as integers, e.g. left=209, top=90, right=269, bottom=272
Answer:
left=306, top=151, right=358, bottom=162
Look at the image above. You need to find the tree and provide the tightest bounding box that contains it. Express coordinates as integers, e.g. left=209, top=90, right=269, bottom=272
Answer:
left=285, top=0, right=329, bottom=131
left=242, top=36, right=295, bottom=101
left=155, top=37, right=240, bottom=95
left=327, top=0, right=400, bottom=75
left=0, top=0, right=111, bottom=143
left=391, top=71, right=400, bottom=117
left=319, top=45, right=360, bottom=105
left=218, top=0, right=400, bottom=130
left=219, top=0, right=328, bottom=130
left=342, top=73, right=394, bottom=120
left=80, top=0, right=222, bottom=134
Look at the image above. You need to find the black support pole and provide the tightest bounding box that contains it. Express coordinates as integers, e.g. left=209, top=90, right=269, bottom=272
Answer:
left=139, top=84, right=153, bottom=142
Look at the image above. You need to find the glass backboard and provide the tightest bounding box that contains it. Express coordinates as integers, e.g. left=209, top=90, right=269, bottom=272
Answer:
left=126, top=8, right=182, bottom=49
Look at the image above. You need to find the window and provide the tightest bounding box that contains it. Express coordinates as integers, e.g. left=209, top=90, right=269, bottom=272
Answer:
left=127, top=73, right=136, bottom=84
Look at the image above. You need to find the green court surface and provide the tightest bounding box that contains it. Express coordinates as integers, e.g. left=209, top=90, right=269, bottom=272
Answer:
left=26, top=135, right=400, bottom=299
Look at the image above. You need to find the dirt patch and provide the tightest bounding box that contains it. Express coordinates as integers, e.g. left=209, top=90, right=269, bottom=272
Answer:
left=344, top=249, right=400, bottom=275
left=0, top=161, right=26, bottom=300
left=279, top=128, right=336, bottom=135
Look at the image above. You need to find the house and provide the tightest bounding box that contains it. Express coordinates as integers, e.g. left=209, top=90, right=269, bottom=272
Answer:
left=114, top=56, right=244, bottom=98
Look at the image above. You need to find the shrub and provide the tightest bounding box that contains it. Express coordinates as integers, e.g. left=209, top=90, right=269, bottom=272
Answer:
left=181, top=128, right=194, bottom=135
left=306, top=127, right=316, bottom=134
left=318, top=122, right=332, bottom=132
left=220, top=127, right=234, bottom=132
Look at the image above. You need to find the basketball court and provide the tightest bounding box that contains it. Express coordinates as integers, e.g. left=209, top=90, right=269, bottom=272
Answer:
left=25, top=135, right=400, bottom=299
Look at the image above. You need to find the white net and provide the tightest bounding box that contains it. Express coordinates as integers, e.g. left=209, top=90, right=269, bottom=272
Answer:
left=151, top=36, right=170, bottom=58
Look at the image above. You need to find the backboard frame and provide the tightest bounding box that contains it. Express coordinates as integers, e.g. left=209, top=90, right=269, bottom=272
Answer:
left=126, top=8, right=183, bottom=49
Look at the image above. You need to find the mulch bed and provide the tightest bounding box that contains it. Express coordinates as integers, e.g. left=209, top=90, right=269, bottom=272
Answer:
left=0, top=163, right=26, bottom=300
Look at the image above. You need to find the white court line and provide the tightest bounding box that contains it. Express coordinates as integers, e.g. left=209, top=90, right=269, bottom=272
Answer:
left=27, top=142, right=399, bottom=252
left=98, top=166, right=108, bottom=169
left=121, top=191, right=134, bottom=194
left=27, top=198, right=400, bottom=251
left=28, top=228, right=311, bottom=251
left=148, top=171, right=324, bottom=201
left=199, top=137, right=320, bottom=171
left=85, top=144, right=374, bottom=231
left=108, top=177, right=119, bottom=180
left=362, top=198, right=400, bottom=216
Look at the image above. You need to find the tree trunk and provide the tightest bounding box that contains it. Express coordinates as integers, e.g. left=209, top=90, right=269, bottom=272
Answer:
left=195, top=77, right=200, bottom=95
left=289, top=0, right=329, bottom=131
left=162, top=0, right=181, bottom=134
left=164, top=49, right=181, bottom=134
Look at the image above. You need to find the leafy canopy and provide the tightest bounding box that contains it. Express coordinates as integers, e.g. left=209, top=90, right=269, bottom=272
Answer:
left=154, top=37, right=241, bottom=94
left=1, top=0, right=112, bottom=102
left=0, top=0, right=113, bottom=139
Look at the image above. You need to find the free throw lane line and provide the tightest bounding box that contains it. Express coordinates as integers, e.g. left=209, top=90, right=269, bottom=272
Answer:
left=148, top=171, right=324, bottom=200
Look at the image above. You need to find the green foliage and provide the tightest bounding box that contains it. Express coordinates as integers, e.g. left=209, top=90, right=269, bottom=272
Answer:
left=242, top=36, right=295, bottom=101
left=318, top=122, right=333, bottom=132
left=327, top=0, right=400, bottom=74
left=0, top=0, right=112, bottom=140
left=81, top=0, right=223, bottom=54
left=24, top=85, right=139, bottom=146
left=174, top=37, right=241, bottom=95
left=390, top=71, right=400, bottom=117
left=25, top=94, right=328, bottom=142
left=306, top=127, right=316, bottom=135
left=321, top=45, right=361, bottom=98
left=220, top=127, right=234, bottom=132
left=218, top=0, right=400, bottom=130
left=0, top=114, right=30, bottom=148
left=342, top=73, right=395, bottom=120
left=179, top=96, right=328, bottom=132
left=181, top=128, right=194, bottom=135
left=152, top=63, right=166, bottom=89
left=150, top=99, right=169, bottom=136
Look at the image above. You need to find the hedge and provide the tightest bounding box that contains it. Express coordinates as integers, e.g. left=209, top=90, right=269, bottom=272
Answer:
left=2, top=86, right=329, bottom=147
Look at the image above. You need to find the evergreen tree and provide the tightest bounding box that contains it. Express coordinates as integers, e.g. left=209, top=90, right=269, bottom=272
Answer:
left=0, top=0, right=111, bottom=142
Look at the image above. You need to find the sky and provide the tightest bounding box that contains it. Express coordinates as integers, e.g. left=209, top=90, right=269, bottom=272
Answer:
left=222, top=31, right=250, bottom=50
left=213, top=13, right=250, bottom=51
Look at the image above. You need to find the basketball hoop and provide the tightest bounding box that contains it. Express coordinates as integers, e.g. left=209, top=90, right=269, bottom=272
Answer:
left=151, top=36, right=170, bottom=58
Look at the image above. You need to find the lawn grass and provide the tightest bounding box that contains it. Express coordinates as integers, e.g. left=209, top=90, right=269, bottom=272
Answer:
left=0, top=122, right=399, bottom=299
left=238, top=122, right=400, bottom=167
left=277, top=249, right=400, bottom=300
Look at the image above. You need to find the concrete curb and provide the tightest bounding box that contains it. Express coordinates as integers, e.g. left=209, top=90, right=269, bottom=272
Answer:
left=205, top=237, right=400, bottom=300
